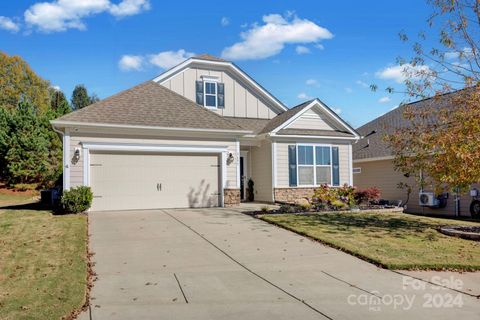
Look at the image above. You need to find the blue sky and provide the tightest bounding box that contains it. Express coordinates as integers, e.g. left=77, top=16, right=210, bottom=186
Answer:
left=0, top=0, right=436, bottom=127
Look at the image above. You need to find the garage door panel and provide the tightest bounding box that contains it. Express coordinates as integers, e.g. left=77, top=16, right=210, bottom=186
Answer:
left=90, top=152, right=220, bottom=211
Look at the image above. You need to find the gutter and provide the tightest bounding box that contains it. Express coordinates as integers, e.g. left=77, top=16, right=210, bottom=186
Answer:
left=50, top=120, right=251, bottom=136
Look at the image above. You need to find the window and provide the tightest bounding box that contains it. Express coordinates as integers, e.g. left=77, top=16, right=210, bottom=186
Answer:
left=298, top=146, right=314, bottom=185
left=204, top=81, right=217, bottom=108
left=297, top=145, right=333, bottom=186
left=353, top=167, right=362, bottom=174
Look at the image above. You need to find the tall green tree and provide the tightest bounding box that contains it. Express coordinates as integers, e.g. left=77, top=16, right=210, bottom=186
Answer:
left=0, top=101, right=64, bottom=187
left=49, top=87, right=70, bottom=111
left=0, top=51, right=51, bottom=112
left=71, top=84, right=99, bottom=110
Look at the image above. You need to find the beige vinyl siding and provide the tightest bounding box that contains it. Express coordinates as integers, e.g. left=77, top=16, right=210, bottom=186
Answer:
left=353, top=159, right=473, bottom=216
left=275, top=141, right=352, bottom=188
left=285, top=108, right=345, bottom=131
left=250, top=140, right=273, bottom=202
left=68, top=133, right=238, bottom=189
left=162, top=66, right=279, bottom=119
left=286, top=109, right=335, bottom=130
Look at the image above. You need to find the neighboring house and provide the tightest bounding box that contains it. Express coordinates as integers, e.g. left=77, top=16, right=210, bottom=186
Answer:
left=51, top=54, right=360, bottom=211
left=352, top=90, right=473, bottom=216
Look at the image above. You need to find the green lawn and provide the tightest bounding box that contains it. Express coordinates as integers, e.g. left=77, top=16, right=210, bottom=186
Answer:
left=0, top=193, right=36, bottom=206
left=261, top=211, right=480, bottom=271
left=0, top=207, right=88, bottom=320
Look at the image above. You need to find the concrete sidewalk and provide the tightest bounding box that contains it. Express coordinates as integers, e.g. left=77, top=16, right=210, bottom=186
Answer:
left=81, top=207, right=480, bottom=319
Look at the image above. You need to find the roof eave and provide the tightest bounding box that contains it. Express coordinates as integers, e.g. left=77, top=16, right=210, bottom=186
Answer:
left=50, top=120, right=251, bottom=137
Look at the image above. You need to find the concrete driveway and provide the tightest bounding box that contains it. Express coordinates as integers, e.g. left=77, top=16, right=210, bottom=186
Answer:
left=83, top=206, right=480, bottom=320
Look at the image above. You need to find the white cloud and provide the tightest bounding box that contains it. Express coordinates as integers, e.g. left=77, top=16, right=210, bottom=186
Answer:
left=375, top=64, right=433, bottom=84
left=221, top=17, right=230, bottom=27
left=314, top=43, right=324, bottom=50
left=119, top=54, right=144, bottom=71
left=221, top=13, right=333, bottom=60
left=148, top=49, right=195, bottom=69
left=295, top=45, right=311, bottom=54
left=356, top=80, right=368, bottom=88
left=306, top=79, right=318, bottom=86
left=0, top=16, right=20, bottom=32
left=297, top=92, right=312, bottom=100
left=51, top=85, right=61, bottom=91
left=23, top=0, right=150, bottom=32
left=345, top=87, right=352, bottom=94
left=332, top=107, right=342, bottom=114
left=378, top=96, right=391, bottom=103
left=109, top=0, right=150, bottom=17
left=118, top=49, right=195, bottom=71
left=445, top=47, right=473, bottom=60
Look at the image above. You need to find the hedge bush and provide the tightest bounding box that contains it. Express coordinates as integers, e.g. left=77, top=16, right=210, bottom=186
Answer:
left=60, top=186, right=93, bottom=214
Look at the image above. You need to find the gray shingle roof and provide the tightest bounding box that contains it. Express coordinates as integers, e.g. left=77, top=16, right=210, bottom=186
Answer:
left=192, top=54, right=228, bottom=62
left=55, top=81, right=246, bottom=131
left=353, top=89, right=468, bottom=161
left=222, top=117, right=271, bottom=134
left=259, top=100, right=314, bottom=134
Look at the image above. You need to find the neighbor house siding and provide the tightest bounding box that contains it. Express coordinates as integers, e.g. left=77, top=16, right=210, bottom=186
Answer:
left=68, top=133, right=238, bottom=190
left=275, top=141, right=352, bottom=188
left=161, top=66, right=278, bottom=119
left=353, top=159, right=474, bottom=216
left=250, top=140, right=273, bottom=202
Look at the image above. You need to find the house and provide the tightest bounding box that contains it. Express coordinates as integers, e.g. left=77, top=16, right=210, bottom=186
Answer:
left=352, top=90, right=474, bottom=216
left=51, top=54, right=360, bottom=211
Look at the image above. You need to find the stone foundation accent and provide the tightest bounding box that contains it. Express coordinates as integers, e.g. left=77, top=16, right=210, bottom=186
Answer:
left=224, top=188, right=240, bottom=207
left=274, top=187, right=316, bottom=204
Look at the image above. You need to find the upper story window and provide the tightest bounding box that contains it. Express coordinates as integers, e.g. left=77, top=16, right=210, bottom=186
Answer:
left=204, top=81, right=217, bottom=108
left=196, top=79, right=225, bottom=109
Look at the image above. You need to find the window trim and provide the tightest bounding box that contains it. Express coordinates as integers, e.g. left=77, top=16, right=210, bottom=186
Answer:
left=353, top=167, right=361, bottom=174
left=203, top=80, right=218, bottom=109
left=296, top=143, right=336, bottom=187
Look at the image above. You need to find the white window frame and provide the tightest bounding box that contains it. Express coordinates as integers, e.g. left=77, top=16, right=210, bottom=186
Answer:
left=353, top=167, right=362, bottom=174
left=296, top=143, right=335, bottom=187
left=203, top=80, right=218, bottom=109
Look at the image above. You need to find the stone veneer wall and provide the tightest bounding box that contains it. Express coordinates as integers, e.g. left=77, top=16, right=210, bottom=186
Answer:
left=274, top=188, right=316, bottom=204
left=224, top=188, right=240, bottom=207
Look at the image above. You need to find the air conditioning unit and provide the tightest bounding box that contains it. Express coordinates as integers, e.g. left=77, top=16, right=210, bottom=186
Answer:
left=419, top=192, right=439, bottom=207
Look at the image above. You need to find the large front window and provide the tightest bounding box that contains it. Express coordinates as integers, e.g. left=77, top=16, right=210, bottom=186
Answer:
left=204, top=81, right=217, bottom=108
left=298, top=145, right=332, bottom=186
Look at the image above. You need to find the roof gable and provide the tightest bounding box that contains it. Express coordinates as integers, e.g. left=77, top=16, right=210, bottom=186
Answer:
left=152, top=56, right=287, bottom=114
left=264, top=99, right=360, bottom=138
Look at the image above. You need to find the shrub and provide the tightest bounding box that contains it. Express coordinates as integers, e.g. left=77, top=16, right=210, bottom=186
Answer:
left=312, top=184, right=356, bottom=210
left=260, top=206, right=270, bottom=212
left=354, top=187, right=381, bottom=205
left=60, top=186, right=93, bottom=214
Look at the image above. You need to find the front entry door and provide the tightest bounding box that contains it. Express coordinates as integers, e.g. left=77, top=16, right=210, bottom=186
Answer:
left=240, top=156, right=245, bottom=200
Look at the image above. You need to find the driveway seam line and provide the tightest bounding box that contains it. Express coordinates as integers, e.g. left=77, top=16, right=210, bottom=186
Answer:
left=174, top=273, right=189, bottom=303
left=391, top=270, right=480, bottom=298
left=162, top=210, right=333, bottom=320
left=320, top=271, right=383, bottom=298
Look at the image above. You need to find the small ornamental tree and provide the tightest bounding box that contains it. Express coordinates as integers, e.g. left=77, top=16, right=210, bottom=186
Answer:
left=372, top=0, right=480, bottom=214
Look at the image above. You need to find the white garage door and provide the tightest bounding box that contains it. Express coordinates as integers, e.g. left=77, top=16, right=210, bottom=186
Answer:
left=89, top=152, right=220, bottom=211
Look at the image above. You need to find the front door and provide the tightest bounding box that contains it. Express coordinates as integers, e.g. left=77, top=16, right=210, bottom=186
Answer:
left=240, top=156, right=245, bottom=200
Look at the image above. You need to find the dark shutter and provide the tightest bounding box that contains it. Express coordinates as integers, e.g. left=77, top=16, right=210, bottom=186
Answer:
left=288, top=145, right=297, bottom=187
left=195, top=80, right=204, bottom=105
left=217, top=83, right=225, bottom=108
left=332, top=146, right=340, bottom=186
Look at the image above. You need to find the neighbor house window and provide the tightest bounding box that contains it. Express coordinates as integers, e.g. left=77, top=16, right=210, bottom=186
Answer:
left=297, top=145, right=334, bottom=186
left=353, top=167, right=361, bottom=174
left=204, top=81, right=217, bottom=108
